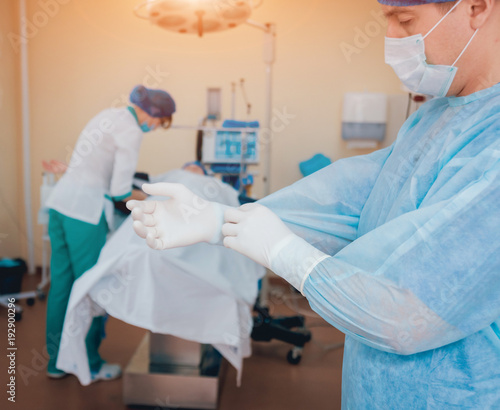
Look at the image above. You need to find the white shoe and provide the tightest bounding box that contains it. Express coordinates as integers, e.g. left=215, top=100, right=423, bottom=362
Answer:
left=46, top=370, right=68, bottom=379
left=91, top=363, right=122, bottom=383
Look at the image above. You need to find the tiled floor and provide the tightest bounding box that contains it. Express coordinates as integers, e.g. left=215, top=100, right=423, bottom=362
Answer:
left=0, top=273, right=344, bottom=410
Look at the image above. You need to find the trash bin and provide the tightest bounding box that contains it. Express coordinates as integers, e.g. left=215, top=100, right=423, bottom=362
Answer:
left=0, top=258, right=27, bottom=295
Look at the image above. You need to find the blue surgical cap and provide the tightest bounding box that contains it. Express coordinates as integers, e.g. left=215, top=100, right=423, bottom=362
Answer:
left=378, top=0, right=454, bottom=4
left=130, top=85, right=176, bottom=118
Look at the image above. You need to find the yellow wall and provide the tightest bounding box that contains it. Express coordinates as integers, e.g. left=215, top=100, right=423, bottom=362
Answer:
left=0, top=1, right=22, bottom=258
left=18, top=0, right=406, bottom=263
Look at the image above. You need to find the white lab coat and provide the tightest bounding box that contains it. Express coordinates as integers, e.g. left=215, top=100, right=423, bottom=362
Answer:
left=46, top=107, right=143, bottom=227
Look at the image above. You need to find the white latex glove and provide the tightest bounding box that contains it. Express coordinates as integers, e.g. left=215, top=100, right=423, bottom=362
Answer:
left=126, top=182, right=226, bottom=250
left=222, top=203, right=330, bottom=293
left=222, top=203, right=297, bottom=270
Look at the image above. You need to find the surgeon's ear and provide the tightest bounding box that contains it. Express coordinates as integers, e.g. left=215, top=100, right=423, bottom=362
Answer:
left=466, top=0, right=495, bottom=29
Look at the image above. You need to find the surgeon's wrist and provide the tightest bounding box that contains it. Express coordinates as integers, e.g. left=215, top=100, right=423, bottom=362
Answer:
left=270, top=235, right=330, bottom=295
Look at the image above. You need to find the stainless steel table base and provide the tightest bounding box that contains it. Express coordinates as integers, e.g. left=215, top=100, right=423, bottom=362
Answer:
left=123, top=333, right=221, bottom=409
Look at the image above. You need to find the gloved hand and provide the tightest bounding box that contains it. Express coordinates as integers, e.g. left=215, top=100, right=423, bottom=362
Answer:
left=126, top=182, right=226, bottom=250
left=222, top=203, right=330, bottom=293
left=222, top=203, right=296, bottom=270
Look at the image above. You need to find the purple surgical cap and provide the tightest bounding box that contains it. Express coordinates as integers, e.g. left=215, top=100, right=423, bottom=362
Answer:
left=130, top=85, right=176, bottom=118
left=378, top=0, right=455, bottom=5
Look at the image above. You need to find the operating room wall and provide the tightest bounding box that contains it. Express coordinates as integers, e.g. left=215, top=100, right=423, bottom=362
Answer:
left=0, top=1, right=23, bottom=259
left=23, top=0, right=407, bottom=264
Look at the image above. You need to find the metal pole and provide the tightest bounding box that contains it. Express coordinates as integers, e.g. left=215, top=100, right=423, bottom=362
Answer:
left=262, top=23, right=275, bottom=197
left=20, top=0, right=35, bottom=274
left=244, top=20, right=276, bottom=195
left=231, top=82, right=236, bottom=119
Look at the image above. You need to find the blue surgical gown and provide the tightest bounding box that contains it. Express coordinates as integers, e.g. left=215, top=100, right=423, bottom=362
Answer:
left=261, top=83, right=500, bottom=408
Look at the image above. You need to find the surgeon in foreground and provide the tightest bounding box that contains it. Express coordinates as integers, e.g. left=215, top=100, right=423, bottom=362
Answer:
left=128, top=0, right=500, bottom=407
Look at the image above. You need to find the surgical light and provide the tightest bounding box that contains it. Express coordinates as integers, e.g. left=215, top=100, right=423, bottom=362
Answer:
left=134, top=0, right=275, bottom=196
left=134, top=0, right=262, bottom=37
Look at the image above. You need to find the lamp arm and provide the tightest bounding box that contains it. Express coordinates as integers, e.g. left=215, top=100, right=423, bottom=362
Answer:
left=245, top=19, right=270, bottom=32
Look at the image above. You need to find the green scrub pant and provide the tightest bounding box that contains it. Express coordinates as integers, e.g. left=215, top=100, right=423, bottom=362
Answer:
left=46, top=209, right=108, bottom=374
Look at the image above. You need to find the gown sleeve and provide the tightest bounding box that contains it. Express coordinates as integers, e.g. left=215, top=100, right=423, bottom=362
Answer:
left=259, top=145, right=394, bottom=255
left=270, top=155, right=500, bottom=355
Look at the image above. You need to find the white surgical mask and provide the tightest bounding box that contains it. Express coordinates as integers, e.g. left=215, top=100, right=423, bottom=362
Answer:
left=385, top=0, right=478, bottom=97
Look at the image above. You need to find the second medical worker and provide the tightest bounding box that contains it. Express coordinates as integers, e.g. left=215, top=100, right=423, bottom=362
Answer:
left=45, top=85, right=176, bottom=381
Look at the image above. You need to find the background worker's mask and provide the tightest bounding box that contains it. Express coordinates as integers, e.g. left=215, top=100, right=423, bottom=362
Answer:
left=140, top=122, right=156, bottom=133
left=385, top=0, right=478, bottom=97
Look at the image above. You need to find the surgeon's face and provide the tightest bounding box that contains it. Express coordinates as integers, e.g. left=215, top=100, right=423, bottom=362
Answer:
left=382, top=4, right=473, bottom=67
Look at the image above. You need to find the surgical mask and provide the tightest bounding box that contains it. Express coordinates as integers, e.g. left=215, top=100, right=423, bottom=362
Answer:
left=385, top=0, right=478, bottom=97
left=140, top=122, right=156, bottom=133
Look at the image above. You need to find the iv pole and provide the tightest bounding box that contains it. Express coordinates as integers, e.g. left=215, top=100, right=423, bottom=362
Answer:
left=246, top=20, right=276, bottom=197
left=20, top=0, right=35, bottom=274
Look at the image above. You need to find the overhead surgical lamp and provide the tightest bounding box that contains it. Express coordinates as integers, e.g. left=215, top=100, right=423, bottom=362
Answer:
left=134, top=0, right=275, bottom=196
left=134, top=0, right=263, bottom=37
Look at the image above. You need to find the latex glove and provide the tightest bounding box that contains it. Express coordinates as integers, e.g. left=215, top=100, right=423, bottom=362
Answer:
left=222, top=203, right=330, bottom=293
left=126, top=183, right=226, bottom=250
left=222, top=203, right=297, bottom=270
